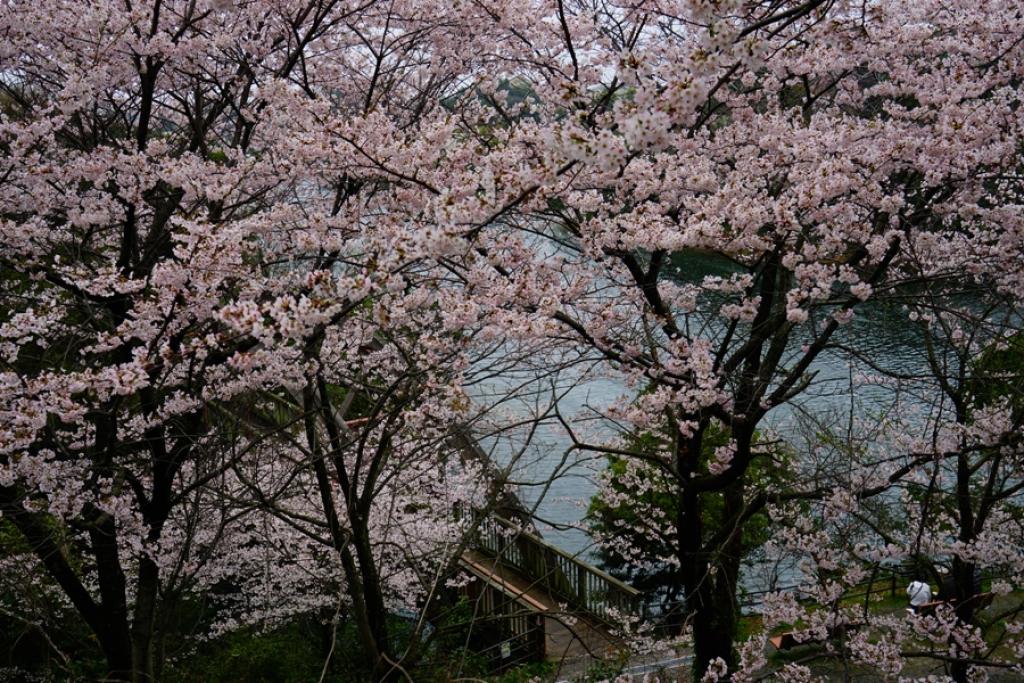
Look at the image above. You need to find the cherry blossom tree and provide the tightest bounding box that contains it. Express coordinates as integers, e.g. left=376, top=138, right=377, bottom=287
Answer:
left=0, top=0, right=539, bottom=678
left=3, top=0, right=1024, bottom=681
left=742, top=291, right=1024, bottom=681
left=432, top=0, right=1024, bottom=677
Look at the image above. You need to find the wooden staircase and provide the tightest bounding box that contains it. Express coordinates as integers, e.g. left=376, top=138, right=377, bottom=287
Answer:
left=459, top=512, right=642, bottom=674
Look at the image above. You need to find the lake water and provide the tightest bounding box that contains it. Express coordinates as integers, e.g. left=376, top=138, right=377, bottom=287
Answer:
left=473, top=250, right=931, bottom=594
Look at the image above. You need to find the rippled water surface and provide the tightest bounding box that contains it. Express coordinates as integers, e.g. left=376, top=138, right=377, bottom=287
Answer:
left=476, top=251, right=934, bottom=581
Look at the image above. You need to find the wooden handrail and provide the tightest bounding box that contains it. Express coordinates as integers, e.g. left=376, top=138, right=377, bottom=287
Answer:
left=469, top=510, right=641, bottom=623
left=488, top=514, right=641, bottom=597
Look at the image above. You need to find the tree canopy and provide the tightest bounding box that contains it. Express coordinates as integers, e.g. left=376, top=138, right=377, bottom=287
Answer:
left=1, top=1, right=1024, bottom=681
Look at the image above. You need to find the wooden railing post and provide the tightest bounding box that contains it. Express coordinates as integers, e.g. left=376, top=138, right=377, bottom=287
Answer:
left=467, top=512, right=642, bottom=624
left=540, top=544, right=548, bottom=583
left=532, top=612, right=545, bottom=662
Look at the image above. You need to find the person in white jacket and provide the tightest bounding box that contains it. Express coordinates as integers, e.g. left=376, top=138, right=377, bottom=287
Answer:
left=907, top=579, right=932, bottom=613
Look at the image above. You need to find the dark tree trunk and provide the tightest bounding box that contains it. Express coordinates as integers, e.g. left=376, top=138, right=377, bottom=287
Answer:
left=949, top=448, right=977, bottom=683
left=949, top=558, right=976, bottom=683
left=303, top=380, right=396, bottom=681
left=681, top=484, right=745, bottom=678
left=351, top=527, right=396, bottom=682
left=88, top=513, right=136, bottom=680
left=690, top=576, right=739, bottom=676
left=130, top=557, right=161, bottom=683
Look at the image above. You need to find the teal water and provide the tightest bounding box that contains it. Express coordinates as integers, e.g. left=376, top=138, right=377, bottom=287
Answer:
left=474, top=249, right=933, bottom=597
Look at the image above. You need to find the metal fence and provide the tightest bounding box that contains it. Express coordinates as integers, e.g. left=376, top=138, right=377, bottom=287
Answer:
left=735, top=564, right=993, bottom=612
